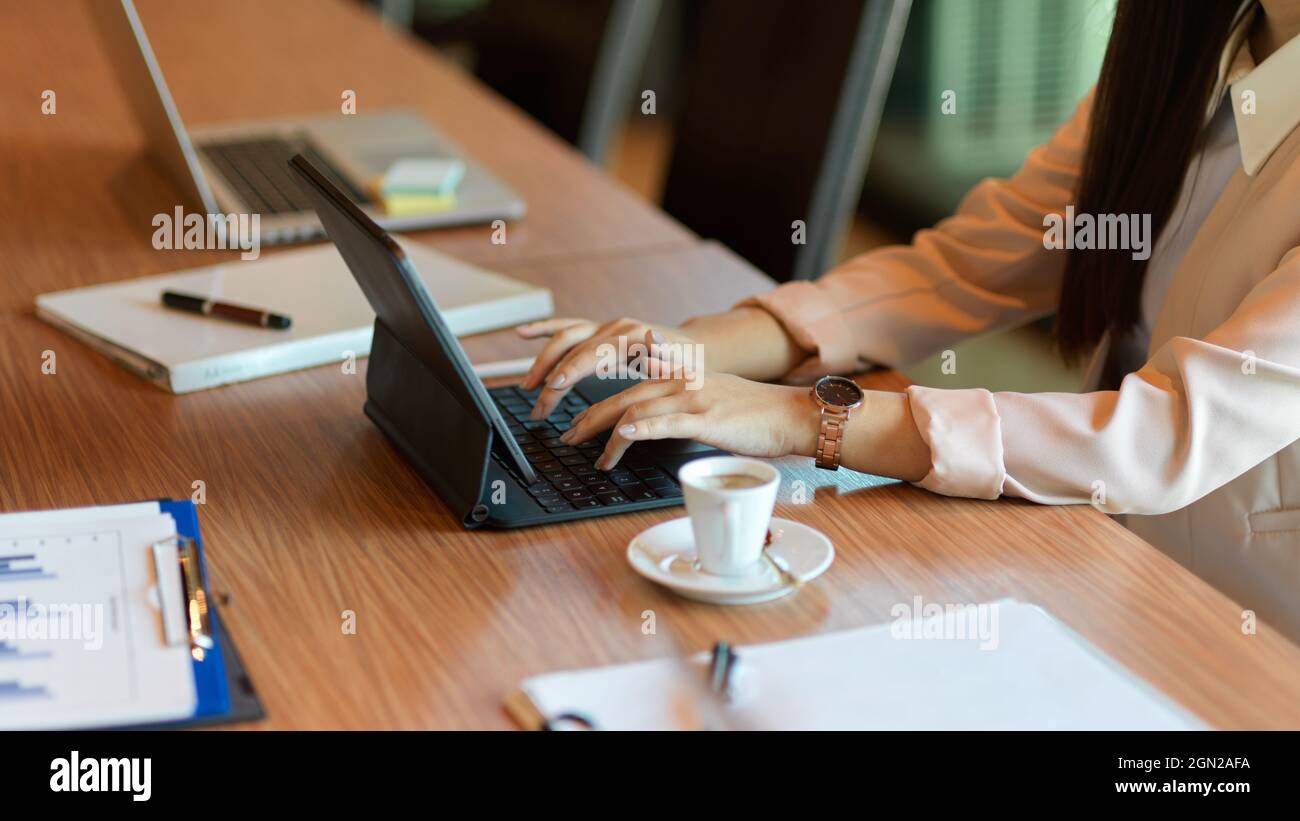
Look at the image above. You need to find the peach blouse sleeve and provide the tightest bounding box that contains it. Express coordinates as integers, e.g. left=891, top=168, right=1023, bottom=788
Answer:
left=739, top=87, right=1300, bottom=514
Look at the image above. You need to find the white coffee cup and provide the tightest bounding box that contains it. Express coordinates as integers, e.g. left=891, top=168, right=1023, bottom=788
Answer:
left=678, top=456, right=780, bottom=576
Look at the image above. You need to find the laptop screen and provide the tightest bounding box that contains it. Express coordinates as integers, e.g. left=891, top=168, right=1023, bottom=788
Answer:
left=83, top=0, right=221, bottom=217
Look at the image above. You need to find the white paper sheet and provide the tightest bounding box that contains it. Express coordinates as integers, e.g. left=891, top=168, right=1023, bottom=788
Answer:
left=0, top=504, right=197, bottom=729
left=518, top=600, right=1204, bottom=730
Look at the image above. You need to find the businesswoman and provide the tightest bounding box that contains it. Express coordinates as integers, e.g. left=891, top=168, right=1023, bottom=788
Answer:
left=518, top=0, right=1300, bottom=635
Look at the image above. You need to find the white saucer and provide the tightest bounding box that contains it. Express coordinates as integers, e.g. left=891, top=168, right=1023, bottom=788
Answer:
left=627, top=516, right=834, bottom=605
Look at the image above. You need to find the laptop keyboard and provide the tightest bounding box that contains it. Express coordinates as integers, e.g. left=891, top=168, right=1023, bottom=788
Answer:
left=488, top=385, right=684, bottom=515
left=199, top=136, right=370, bottom=215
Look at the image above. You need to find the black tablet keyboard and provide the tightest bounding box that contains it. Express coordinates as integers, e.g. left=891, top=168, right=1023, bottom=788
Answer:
left=488, top=385, right=684, bottom=514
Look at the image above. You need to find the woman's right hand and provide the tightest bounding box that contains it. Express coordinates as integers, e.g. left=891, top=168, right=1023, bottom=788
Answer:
left=516, top=317, right=696, bottom=419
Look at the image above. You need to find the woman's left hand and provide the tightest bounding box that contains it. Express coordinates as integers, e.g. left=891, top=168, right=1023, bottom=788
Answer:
left=558, top=372, right=819, bottom=470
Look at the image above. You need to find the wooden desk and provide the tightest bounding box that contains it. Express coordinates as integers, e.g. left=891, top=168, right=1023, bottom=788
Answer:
left=3, top=1, right=1300, bottom=730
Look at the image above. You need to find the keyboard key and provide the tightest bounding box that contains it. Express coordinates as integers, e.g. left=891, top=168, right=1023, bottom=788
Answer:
left=570, top=497, right=601, bottom=509
left=633, top=467, right=666, bottom=479
left=563, top=488, right=594, bottom=501
left=542, top=468, right=571, bottom=481
left=521, top=442, right=545, bottom=454
left=622, top=484, right=657, bottom=501
left=541, top=438, right=565, bottom=449
left=610, top=473, right=640, bottom=487
left=596, top=492, right=630, bottom=505
left=534, top=460, right=562, bottom=473
left=526, top=451, right=552, bottom=463
left=548, top=446, right=578, bottom=457
left=559, top=455, right=589, bottom=466
left=585, top=481, right=617, bottom=494
left=523, top=420, right=553, bottom=431
left=554, top=478, right=584, bottom=492
left=580, top=475, right=610, bottom=487
left=544, top=502, right=573, bottom=513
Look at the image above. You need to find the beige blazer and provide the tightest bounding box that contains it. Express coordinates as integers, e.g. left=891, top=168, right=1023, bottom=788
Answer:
left=741, top=24, right=1300, bottom=637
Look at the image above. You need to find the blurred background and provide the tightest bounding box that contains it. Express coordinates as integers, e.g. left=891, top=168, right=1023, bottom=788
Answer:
left=369, top=0, right=1114, bottom=391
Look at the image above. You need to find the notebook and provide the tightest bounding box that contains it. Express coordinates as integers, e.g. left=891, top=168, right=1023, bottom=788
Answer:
left=0, top=499, right=261, bottom=730
left=35, top=241, right=552, bottom=393
left=508, top=599, right=1204, bottom=730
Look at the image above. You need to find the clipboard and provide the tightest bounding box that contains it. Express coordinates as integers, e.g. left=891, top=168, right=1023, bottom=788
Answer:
left=132, top=499, right=264, bottom=729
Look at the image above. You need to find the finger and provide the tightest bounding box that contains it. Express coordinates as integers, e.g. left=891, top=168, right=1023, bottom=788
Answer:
left=596, top=412, right=704, bottom=470
left=521, top=323, right=597, bottom=391
left=529, top=317, right=646, bottom=415
left=515, top=318, right=589, bottom=339
left=640, top=327, right=673, bottom=361
left=560, top=380, right=683, bottom=444
left=532, top=323, right=650, bottom=418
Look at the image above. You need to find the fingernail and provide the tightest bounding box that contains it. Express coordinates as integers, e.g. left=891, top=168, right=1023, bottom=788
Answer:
left=549, top=373, right=567, bottom=389
left=594, top=456, right=609, bottom=470
left=651, top=330, right=665, bottom=344
left=559, top=430, right=574, bottom=443
left=529, top=406, right=543, bottom=420
left=572, top=409, right=587, bottom=423
left=619, top=424, right=636, bottom=436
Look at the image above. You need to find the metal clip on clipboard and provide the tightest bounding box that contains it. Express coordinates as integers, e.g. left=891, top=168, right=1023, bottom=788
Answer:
left=151, top=535, right=215, bottom=662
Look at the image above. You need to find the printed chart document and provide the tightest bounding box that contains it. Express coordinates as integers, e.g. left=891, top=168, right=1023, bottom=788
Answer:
left=510, top=600, right=1204, bottom=730
left=0, top=503, right=197, bottom=729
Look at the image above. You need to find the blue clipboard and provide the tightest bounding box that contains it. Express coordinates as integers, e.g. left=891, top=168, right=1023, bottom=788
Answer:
left=159, top=499, right=231, bottom=720
left=145, top=499, right=262, bottom=728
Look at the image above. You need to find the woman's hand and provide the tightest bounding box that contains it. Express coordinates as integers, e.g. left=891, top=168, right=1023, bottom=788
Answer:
left=516, top=317, right=696, bottom=420
left=558, top=371, right=819, bottom=471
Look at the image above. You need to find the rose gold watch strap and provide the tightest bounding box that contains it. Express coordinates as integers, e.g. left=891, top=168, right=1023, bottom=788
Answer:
left=815, top=408, right=848, bottom=470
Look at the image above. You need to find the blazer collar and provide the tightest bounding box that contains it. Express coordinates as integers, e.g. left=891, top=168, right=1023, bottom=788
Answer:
left=1220, top=3, right=1300, bottom=175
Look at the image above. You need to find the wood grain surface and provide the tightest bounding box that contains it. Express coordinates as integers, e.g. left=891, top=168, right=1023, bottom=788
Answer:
left=3, top=0, right=1300, bottom=730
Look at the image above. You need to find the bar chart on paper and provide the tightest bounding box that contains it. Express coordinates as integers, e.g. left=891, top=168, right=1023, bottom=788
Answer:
left=0, top=509, right=197, bottom=729
left=0, top=531, right=134, bottom=710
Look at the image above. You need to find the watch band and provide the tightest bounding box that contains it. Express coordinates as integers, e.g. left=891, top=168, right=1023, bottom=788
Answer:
left=815, top=408, right=849, bottom=470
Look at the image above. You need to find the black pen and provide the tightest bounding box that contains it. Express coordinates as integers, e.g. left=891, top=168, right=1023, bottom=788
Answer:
left=161, top=290, right=292, bottom=330
left=709, top=640, right=738, bottom=702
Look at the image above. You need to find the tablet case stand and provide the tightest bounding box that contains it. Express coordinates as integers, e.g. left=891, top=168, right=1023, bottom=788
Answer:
left=364, top=317, right=496, bottom=528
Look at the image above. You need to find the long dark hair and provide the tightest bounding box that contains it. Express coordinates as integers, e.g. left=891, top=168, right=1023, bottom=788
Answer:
left=1054, top=0, right=1245, bottom=363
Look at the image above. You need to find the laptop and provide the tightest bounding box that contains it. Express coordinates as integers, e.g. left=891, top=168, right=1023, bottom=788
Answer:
left=288, top=153, right=724, bottom=527
left=86, top=0, right=525, bottom=246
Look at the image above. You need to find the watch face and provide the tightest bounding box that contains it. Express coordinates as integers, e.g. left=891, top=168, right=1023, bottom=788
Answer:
left=815, top=376, right=864, bottom=408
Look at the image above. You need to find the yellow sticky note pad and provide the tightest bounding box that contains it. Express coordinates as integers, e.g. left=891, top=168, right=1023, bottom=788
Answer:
left=381, top=192, right=458, bottom=217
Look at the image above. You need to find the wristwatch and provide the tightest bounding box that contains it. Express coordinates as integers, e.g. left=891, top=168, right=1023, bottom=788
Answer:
left=811, top=375, right=864, bottom=471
